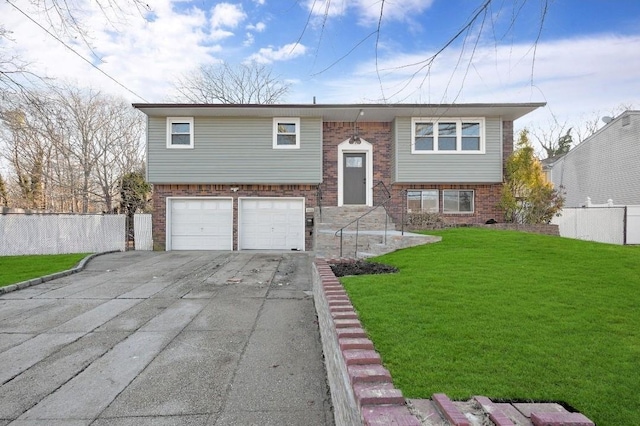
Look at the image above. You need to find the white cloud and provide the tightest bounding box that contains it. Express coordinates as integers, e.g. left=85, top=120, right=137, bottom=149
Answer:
left=302, top=0, right=435, bottom=24
left=253, top=0, right=266, bottom=5
left=247, top=43, right=307, bottom=64
left=210, top=3, right=246, bottom=29
left=303, top=0, right=347, bottom=18
left=246, top=22, right=266, bottom=32
left=244, top=32, right=255, bottom=46
left=354, top=0, right=435, bottom=24
left=0, top=0, right=220, bottom=102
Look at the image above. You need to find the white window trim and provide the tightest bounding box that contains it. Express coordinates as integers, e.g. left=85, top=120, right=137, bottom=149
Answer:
left=273, top=117, right=301, bottom=149
left=407, top=189, right=439, bottom=213
left=166, top=117, right=194, bottom=149
left=442, top=189, right=475, bottom=214
left=411, top=117, right=485, bottom=154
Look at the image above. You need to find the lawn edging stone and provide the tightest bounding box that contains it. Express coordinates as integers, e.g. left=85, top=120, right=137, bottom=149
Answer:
left=313, top=258, right=421, bottom=426
left=0, top=251, right=117, bottom=295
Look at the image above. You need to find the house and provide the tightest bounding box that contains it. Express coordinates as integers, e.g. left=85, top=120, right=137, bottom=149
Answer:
left=132, top=103, right=544, bottom=251
left=548, top=110, right=640, bottom=207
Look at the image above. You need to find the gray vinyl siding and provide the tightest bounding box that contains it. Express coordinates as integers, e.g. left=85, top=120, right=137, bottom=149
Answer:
left=147, top=116, right=322, bottom=184
left=393, top=117, right=503, bottom=183
left=551, top=111, right=640, bottom=207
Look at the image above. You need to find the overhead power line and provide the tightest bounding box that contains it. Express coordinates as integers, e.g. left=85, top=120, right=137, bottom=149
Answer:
left=5, top=0, right=149, bottom=102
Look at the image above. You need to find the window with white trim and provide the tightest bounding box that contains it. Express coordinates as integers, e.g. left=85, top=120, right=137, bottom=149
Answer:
left=412, top=118, right=484, bottom=153
left=407, top=190, right=439, bottom=213
left=167, top=117, right=194, bottom=149
left=443, top=190, right=474, bottom=213
left=273, top=117, right=300, bottom=149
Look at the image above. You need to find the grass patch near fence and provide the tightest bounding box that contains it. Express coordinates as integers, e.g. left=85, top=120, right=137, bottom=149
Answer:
left=341, top=228, right=640, bottom=425
left=0, top=253, right=89, bottom=287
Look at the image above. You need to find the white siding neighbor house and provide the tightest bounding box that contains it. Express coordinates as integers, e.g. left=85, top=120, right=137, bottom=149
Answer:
left=549, top=110, right=640, bottom=207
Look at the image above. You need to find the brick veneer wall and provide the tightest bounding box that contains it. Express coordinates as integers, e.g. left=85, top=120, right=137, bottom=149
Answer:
left=321, top=122, right=393, bottom=207
left=321, top=120, right=516, bottom=226
left=313, top=259, right=420, bottom=426
left=389, top=183, right=504, bottom=225
left=152, top=184, right=317, bottom=251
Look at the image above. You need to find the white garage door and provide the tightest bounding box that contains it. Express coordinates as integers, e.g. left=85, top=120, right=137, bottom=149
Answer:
left=169, top=198, right=233, bottom=250
left=239, top=198, right=305, bottom=250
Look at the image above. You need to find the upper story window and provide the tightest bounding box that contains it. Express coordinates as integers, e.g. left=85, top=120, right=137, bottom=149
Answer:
left=412, top=118, right=484, bottom=154
left=167, top=117, right=194, bottom=149
left=273, top=117, right=300, bottom=149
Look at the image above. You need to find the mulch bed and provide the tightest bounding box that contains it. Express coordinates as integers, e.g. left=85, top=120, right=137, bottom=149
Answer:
left=330, top=260, right=398, bottom=277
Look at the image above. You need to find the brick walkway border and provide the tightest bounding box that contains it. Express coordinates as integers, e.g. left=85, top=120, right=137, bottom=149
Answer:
left=313, top=258, right=421, bottom=425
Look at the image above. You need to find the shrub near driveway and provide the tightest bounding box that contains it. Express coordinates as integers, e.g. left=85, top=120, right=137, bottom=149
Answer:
left=0, top=253, right=89, bottom=287
left=340, top=228, right=640, bottom=426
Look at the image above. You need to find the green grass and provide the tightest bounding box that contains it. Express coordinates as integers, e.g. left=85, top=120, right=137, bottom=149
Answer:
left=0, top=253, right=90, bottom=287
left=341, top=228, right=640, bottom=425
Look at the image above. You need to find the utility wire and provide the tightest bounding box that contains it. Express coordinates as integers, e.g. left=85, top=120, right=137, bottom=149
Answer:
left=5, top=0, right=149, bottom=102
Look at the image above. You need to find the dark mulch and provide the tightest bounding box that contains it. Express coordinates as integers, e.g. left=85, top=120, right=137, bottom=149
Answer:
left=330, top=260, right=398, bottom=277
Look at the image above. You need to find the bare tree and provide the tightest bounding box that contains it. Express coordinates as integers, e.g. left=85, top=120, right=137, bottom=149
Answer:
left=529, top=114, right=573, bottom=159
left=174, top=63, right=290, bottom=104
left=0, top=84, right=144, bottom=212
left=530, top=103, right=635, bottom=159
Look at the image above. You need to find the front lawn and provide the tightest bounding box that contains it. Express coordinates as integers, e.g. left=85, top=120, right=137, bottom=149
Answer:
left=0, top=253, right=89, bottom=287
left=341, top=228, right=640, bottom=425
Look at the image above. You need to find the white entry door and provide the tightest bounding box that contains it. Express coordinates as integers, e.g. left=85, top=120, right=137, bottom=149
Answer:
left=168, top=198, right=233, bottom=250
left=239, top=198, right=305, bottom=250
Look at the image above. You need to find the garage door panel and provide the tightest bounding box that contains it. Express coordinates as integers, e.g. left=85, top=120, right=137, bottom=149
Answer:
left=239, top=198, right=304, bottom=250
left=170, top=199, right=232, bottom=250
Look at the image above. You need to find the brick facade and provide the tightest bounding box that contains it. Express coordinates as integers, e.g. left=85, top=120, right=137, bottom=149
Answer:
left=320, top=121, right=393, bottom=207
left=152, top=184, right=317, bottom=251
left=320, top=120, right=514, bottom=226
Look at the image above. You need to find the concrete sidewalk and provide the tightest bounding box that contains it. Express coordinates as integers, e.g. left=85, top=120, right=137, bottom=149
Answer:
left=0, top=251, right=334, bottom=425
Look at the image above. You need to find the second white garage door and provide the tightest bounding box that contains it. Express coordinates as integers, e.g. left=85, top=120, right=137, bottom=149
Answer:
left=169, top=198, right=233, bottom=250
left=239, top=198, right=305, bottom=250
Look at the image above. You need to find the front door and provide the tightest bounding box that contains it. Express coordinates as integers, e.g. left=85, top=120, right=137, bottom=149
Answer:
left=343, top=153, right=366, bottom=205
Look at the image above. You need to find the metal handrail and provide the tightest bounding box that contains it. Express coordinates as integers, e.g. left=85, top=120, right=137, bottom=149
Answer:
left=335, top=183, right=394, bottom=257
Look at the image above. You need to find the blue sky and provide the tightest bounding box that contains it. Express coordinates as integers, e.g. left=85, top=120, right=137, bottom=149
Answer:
left=2, top=0, right=640, bottom=140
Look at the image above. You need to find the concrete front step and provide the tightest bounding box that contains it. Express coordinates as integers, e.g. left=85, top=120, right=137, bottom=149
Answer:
left=315, top=205, right=442, bottom=258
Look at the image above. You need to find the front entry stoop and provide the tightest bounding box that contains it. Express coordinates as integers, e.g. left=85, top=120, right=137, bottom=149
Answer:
left=314, top=206, right=440, bottom=258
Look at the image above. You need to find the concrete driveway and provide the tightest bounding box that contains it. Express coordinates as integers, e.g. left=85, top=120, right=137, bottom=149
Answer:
left=0, top=251, right=334, bottom=425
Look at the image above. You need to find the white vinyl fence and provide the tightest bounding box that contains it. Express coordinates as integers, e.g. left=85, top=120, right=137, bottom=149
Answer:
left=627, top=206, right=640, bottom=245
left=0, top=214, right=126, bottom=255
left=552, top=204, right=640, bottom=245
left=133, top=214, right=153, bottom=250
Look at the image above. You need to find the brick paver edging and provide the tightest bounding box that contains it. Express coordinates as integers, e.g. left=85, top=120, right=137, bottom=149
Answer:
left=313, top=258, right=421, bottom=426
left=0, top=251, right=118, bottom=295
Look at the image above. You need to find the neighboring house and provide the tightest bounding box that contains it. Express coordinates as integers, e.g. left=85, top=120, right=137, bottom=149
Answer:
left=549, top=110, right=640, bottom=207
left=133, top=103, right=544, bottom=251
left=540, top=154, right=565, bottom=184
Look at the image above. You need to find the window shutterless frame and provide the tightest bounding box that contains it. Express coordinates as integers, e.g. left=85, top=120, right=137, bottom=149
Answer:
left=411, top=118, right=485, bottom=154
left=407, top=190, right=439, bottom=213
left=166, top=117, right=194, bottom=149
left=442, top=190, right=475, bottom=213
left=273, top=117, right=300, bottom=149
